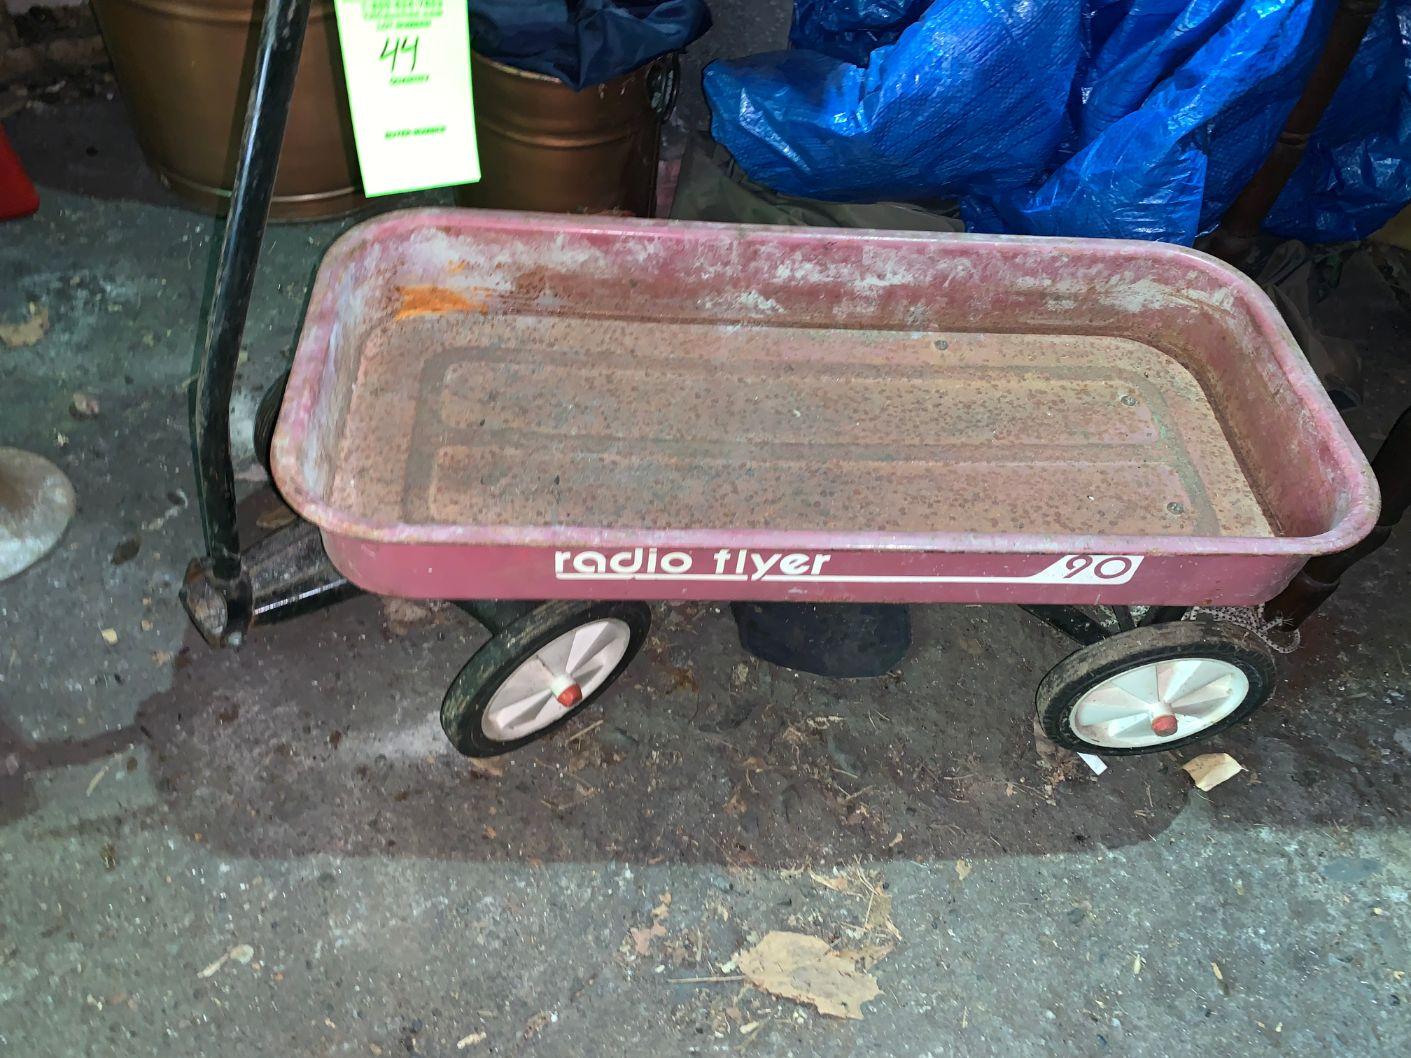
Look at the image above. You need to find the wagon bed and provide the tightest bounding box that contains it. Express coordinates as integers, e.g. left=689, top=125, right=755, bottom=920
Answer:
left=272, top=210, right=1376, bottom=607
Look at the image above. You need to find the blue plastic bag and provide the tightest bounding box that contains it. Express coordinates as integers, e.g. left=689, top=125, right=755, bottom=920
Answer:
left=967, top=0, right=1329, bottom=242
left=704, top=0, right=1084, bottom=202
left=470, top=1, right=711, bottom=90
left=1266, top=0, right=1411, bottom=241
left=707, top=0, right=1411, bottom=243
left=789, top=0, right=934, bottom=63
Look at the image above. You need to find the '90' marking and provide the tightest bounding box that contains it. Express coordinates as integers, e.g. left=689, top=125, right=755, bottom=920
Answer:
left=1062, top=555, right=1135, bottom=581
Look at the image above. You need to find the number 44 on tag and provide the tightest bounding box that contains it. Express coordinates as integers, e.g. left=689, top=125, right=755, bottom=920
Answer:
left=332, top=0, right=480, bottom=197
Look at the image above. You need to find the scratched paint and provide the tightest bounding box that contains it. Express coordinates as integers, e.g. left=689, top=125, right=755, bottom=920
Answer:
left=392, top=285, right=486, bottom=320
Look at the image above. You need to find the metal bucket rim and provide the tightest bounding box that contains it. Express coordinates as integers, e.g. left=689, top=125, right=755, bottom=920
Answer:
left=472, top=50, right=672, bottom=91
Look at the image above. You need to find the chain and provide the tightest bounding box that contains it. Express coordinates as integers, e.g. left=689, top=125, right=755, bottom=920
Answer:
left=1185, top=604, right=1301, bottom=654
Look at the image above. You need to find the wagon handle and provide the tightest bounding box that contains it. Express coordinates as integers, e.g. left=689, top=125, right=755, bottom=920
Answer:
left=1207, top=0, right=1380, bottom=263
left=184, top=0, right=313, bottom=645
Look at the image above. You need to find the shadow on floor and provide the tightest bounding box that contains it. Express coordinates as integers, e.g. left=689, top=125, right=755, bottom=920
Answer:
left=8, top=563, right=1409, bottom=867
left=0, top=570, right=1241, bottom=867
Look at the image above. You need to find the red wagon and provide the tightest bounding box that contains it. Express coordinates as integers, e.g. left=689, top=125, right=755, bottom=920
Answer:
left=184, top=208, right=1374, bottom=759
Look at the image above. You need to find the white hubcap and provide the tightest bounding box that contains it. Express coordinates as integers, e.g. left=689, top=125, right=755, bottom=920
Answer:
left=1070, top=656, right=1249, bottom=749
left=481, top=619, right=632, bottom=741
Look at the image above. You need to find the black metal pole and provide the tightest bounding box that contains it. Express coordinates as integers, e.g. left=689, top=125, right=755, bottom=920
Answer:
left=1020, top=605, right=1110, bottom=646
left=454, top=600, right=541, bottom=635
left=192, top=0, right=312, bottom=582
left=1207, top=0, right=1381, bottom=263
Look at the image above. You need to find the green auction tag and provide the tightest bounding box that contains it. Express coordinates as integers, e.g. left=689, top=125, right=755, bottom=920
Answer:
left=332, top=0, right=480, bottom=197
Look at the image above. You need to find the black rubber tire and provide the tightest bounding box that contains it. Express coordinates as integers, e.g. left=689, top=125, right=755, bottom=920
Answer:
left=441, top=601, right=651, bottom=757
left=1037, top=618, right=1276, bottom=756
left=253, top=370, right=289, bottom=479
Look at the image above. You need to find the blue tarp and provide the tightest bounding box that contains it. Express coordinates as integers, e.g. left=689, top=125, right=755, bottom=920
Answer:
left=706, top=1, right=1084, bottom=202
left=470, top=1, right=711, bottom=91
left=705, top=0, right=1411, bottom=243
left=789, top=0, right=935, bottom=63
left=1266, top=0, right=1411, bottom=240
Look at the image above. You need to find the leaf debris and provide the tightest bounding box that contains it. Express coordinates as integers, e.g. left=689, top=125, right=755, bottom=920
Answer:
left=735, top=931, right=881, bottom=1020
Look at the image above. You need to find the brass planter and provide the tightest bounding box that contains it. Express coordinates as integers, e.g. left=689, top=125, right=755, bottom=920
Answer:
left=456, top=52, right=676, bottom=217
left=91, top=0, right=362, bottom=220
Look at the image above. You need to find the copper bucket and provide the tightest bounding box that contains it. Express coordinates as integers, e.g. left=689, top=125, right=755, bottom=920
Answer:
left=456, top=52, right=677, bottom=216
left=91, top=0, right=362, bottom=220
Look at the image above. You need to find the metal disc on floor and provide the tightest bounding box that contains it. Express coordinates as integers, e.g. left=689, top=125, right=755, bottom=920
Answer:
left=0, top=447, right=75, bottom=581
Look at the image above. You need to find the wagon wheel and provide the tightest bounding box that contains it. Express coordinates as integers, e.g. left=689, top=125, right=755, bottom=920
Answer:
left=441, top=601, right=651, bottom=757
left=1037, top=619, right=1276, bottom=756
left=252, top=370, right=289, bottom=480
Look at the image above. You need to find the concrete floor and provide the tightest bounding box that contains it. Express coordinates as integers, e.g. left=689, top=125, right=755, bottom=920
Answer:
left=4, top=15, right=1411, bottom=1057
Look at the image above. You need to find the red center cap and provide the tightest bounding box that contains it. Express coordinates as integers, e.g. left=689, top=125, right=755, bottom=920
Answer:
left=1151, top=714, right=1179, bottom=737
left=556, top=683, right=583, bottom=708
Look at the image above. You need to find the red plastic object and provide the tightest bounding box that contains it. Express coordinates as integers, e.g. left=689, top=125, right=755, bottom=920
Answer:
left=0, top=126, right=39, bottom=220
left=1150, top=715, right=1179, bottom=737
left=272, top=209, right=1378, bottom=607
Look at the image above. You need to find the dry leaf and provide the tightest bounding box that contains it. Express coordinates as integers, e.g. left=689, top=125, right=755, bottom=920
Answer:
left=455, top=1031, right=487, bottom=1049
left=100, top=628, right=118, bottom=645
left=651, top=891, right=672, bottom=920
left=955, top=859, right=972, bottom=881
left=735, top=931, right=881, bottom=1020
left=467, top=758, right=504, bottom=778
left=834, top=942, right=894, bottom=970
left=256, top=504, right=297, bottom=530
left=1182, top=753, right=1244, bottom=791
left=810, top=871, right=855, bottom=895
left=630, top=922, right=666, bottom=955
left=0, top=303, right=49, bottom=347
left=1211, top=961, right=1224, bottom=982
left=864, top=890, right=901, bottom=940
